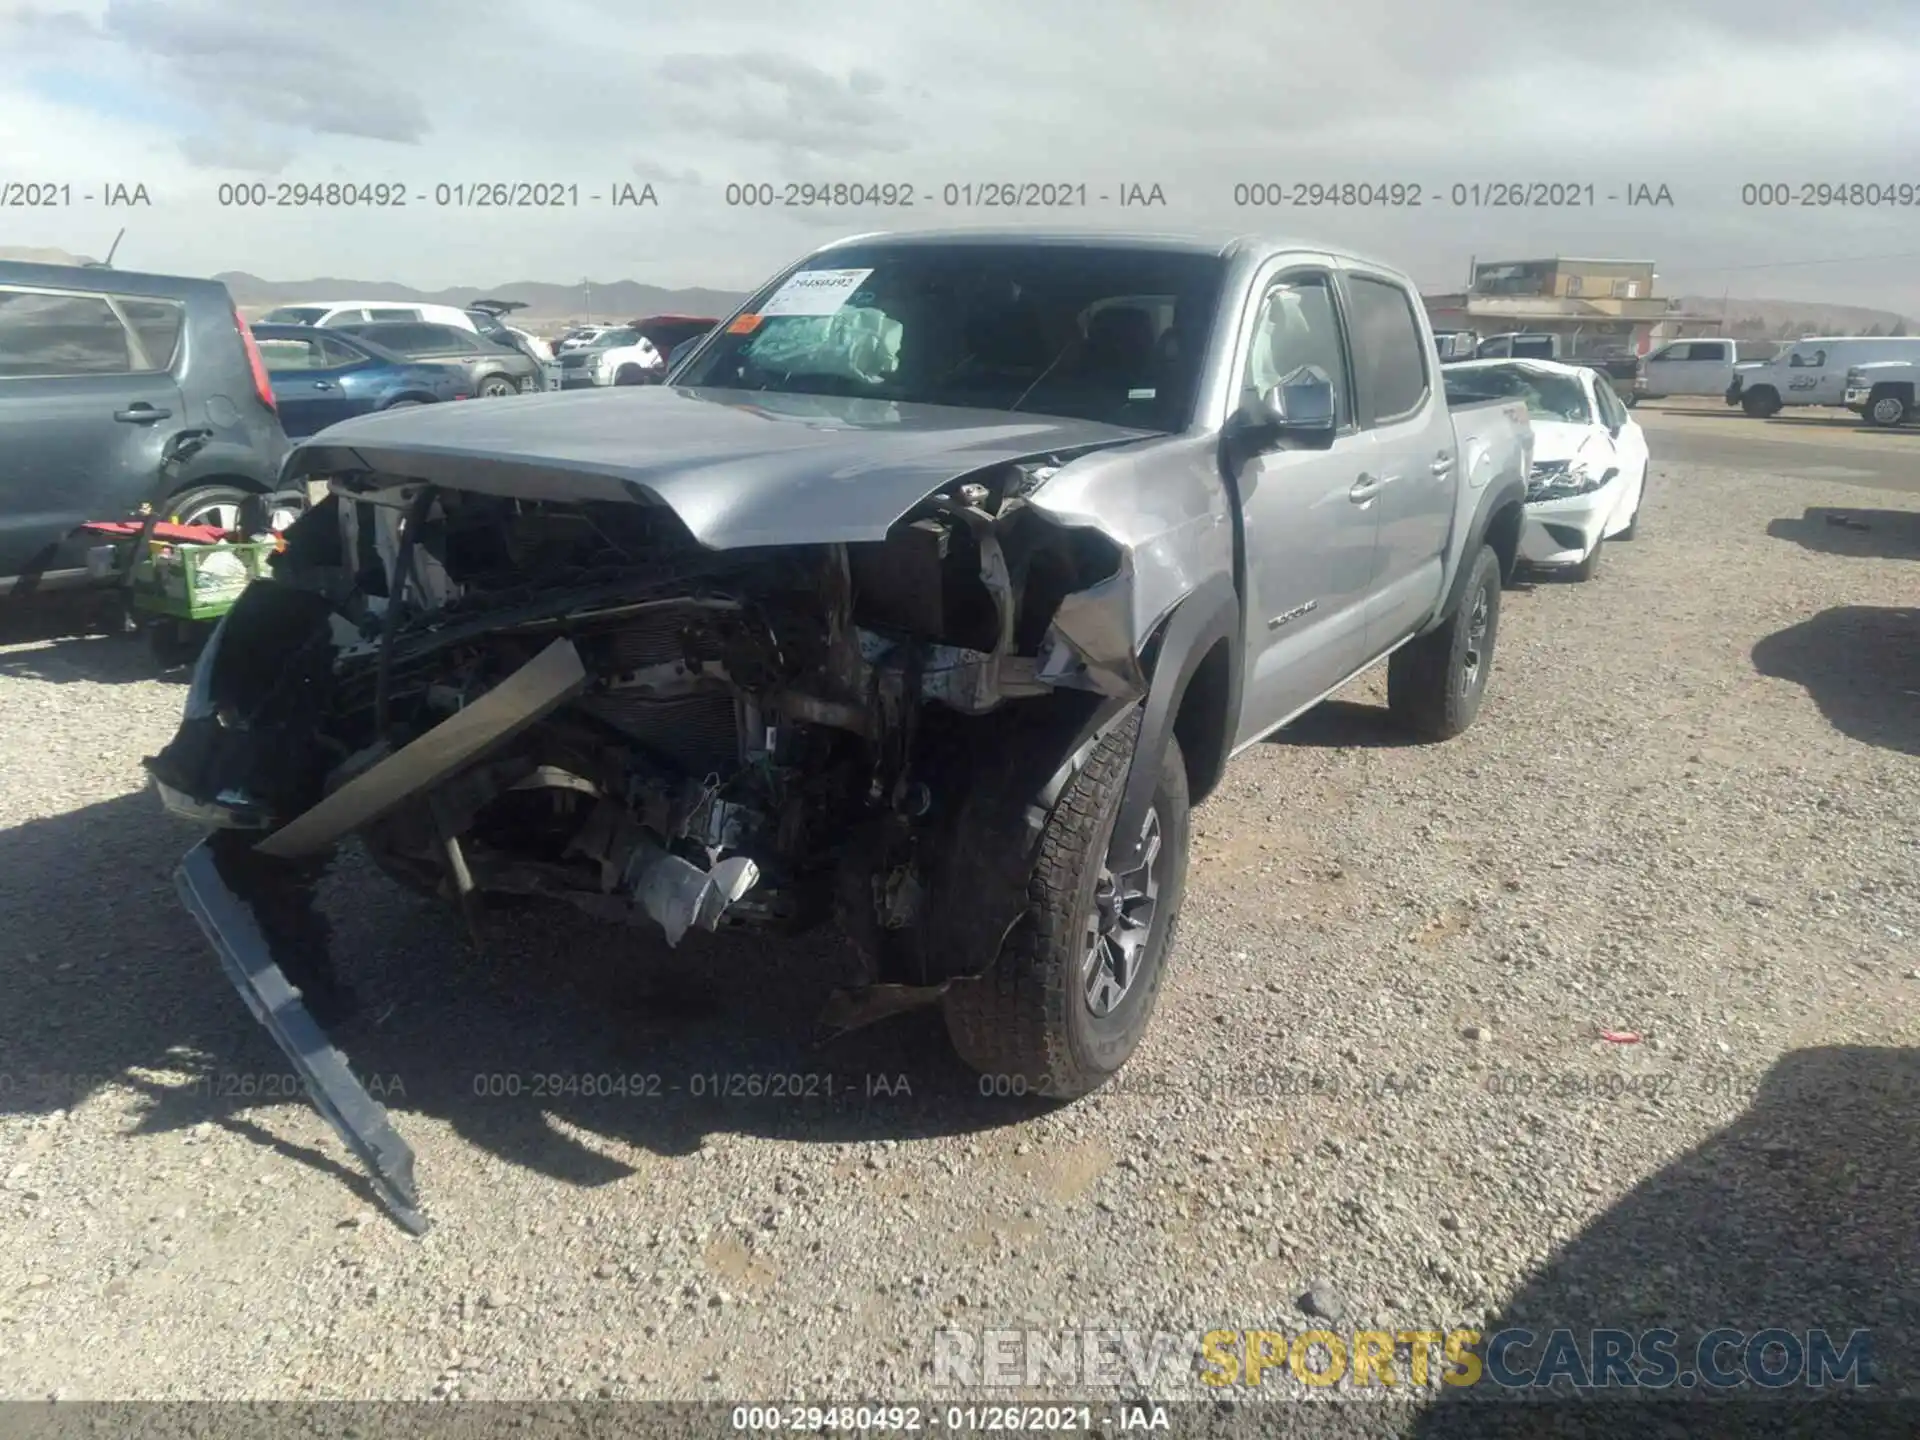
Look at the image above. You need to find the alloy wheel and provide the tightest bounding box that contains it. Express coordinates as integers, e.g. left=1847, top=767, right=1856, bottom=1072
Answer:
left=1082, top=807, right=1163, bottom=1018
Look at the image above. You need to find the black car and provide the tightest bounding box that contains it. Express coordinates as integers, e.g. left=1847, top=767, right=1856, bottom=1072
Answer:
left=334, top=321, right=539, bottom=398
left=0, top=260, right=289, bottom=595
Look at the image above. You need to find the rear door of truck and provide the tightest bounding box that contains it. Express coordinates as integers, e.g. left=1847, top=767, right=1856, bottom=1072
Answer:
left=1338, top=265, right=1456, bottom=653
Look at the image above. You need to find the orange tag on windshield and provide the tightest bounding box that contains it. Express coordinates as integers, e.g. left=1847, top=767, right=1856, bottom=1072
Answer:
left=728, top=313, right=762, bottom=334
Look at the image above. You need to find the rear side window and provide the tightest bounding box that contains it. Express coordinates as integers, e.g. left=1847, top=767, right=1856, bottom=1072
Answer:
left=368, top=307, right=418, bottom=321
left=1345, top=275, right=1429, bottom=423
left=318, top=336, right=366, bottom=367
left=421, top=325, right=477, bottom=350
left=1684, top=341, right=1725, bottom=361
left=0, top=289, right=134, bottom=376
left=257, top=336, right=327, bottom=371
left=366, top=325, right=438, bottom=352
left=115, top=297, right=185, bottom=370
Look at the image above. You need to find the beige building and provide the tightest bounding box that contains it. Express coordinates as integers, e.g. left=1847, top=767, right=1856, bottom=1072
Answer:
left=1425, top=256, right=1724, bottom=356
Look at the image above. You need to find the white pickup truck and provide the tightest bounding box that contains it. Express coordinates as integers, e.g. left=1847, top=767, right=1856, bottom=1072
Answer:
left=1633, top=337, right=1760, bottom=401
left=1844, top=359, right=1920, bottom=426
left=1728, top=336, right=1920, bottom=417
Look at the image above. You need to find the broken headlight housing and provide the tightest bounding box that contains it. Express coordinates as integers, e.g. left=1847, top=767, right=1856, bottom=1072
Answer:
left=1526, top=458, right=1614, bottom=502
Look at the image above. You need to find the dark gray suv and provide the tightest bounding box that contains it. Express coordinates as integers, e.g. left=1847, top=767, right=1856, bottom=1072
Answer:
left=0, top=261, right=290, bottom=596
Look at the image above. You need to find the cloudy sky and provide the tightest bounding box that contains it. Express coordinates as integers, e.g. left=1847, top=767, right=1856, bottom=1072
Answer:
left=4, top=0, right=1920, bottom=307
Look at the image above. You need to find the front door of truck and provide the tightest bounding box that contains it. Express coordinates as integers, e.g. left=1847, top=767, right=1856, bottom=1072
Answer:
left=1337, top=267, right=1457, bottom=655
left=1227, top=264, right=1379, bottom=746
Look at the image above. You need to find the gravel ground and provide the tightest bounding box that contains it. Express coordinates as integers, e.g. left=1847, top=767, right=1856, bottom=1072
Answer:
left=1, top=452, right=1917, bottom=1423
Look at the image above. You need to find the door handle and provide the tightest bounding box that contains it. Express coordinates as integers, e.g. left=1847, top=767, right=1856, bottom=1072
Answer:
left=114, top=405, right=171, bottom=423
left=1349, top=475, right=1382, bottom=504
left=312, top=381, right=336, bottom=391
left=1431, top=453, right=1455, bottom=476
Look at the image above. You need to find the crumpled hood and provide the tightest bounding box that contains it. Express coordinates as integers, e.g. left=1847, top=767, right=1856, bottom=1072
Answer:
left=286, top=386, right=1156, bottom=549
left=1525, top=420, right=1602, bottom=466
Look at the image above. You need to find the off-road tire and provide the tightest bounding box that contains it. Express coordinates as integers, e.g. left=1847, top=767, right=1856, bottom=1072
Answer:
left=1573, top=532, right=1604, bottom=581
left=1387, top=542, right=1502, bottom=741
left=943, top=711, right=1190, bottom=1100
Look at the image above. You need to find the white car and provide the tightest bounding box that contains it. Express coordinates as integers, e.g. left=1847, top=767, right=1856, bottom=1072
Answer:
left=554, top=325, right=621, bottom=353
left=257, top=299, right=482, bottom=331
left=1444, top=358, right=1648, bottom=580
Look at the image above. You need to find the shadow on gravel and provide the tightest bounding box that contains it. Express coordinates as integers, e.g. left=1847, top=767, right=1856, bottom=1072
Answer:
left=1751, top=606, right=1920, bottom=757
left=1266, top=700, right=1428, bottom=750
left=0, top=634, right=186, bottom=687
left=1408, top=1045, right=1916, bottom=1439
left=0, top=790, right=1058, bottom=1218
left=0, top=591, right=186, bottom=686
left=1767, top=508, right=1920, bottom=561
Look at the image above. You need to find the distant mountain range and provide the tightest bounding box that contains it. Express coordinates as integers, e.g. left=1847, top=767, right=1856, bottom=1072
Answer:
left=1671, top=295, right=1912, bottom=338
left=214, top=273, right=748, bottom=332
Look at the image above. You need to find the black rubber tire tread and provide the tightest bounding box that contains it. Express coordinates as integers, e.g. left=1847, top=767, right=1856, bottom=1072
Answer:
left=942, top=710, right=1188, bottom=1100
left=1615, top=471, right=1644, bottom=540
left=1866, top=391, right=1909, bottom=428
left=1386, top=543, right=1502, bottom=741
left=1573, top=532, right=1604, bottom=581
left=164, top=483, right=252, bottom=528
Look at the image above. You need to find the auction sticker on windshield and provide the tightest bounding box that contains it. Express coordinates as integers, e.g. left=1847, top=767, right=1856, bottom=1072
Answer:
left=759, top=267, right=875, bottom=317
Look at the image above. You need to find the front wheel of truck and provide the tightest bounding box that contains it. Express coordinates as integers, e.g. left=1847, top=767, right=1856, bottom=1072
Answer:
left=1387, top=543, right=1503, bottom=741
left=943, top=711, right=1190, bottom=1101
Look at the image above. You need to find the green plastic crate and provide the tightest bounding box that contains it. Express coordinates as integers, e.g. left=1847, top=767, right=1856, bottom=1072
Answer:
left=129, top=538, right=278, bottom=622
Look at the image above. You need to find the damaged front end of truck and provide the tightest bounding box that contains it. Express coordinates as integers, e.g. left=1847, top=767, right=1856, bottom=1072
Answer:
left=145, top=411, right=1228, bottom=1230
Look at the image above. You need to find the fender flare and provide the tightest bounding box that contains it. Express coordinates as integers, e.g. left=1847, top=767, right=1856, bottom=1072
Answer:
left=1105, top=571, right=1242, bottom=873
left=1420, top=473, right=1526, bottom=638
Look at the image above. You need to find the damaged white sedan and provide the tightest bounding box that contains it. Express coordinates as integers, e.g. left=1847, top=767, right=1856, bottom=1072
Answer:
left=1443, top=357, right=1648, bottom=580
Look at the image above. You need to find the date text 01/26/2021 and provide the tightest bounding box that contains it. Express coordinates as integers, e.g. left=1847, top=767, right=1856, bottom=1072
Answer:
left=729, top=1404, right=1169, bottom=1433
left=209, top=181, right=660, bottom=208
left=1228, top=181, right=1675, bottom=208
left=465, top=1070, right=914, bottom=1101
left=721, top=182, right=1167, bottom=208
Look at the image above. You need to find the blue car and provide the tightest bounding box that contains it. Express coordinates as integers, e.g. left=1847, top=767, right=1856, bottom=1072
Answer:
left=250, top=323, right=468, bottom=439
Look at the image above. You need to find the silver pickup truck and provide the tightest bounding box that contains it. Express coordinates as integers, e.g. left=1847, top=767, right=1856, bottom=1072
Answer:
left=147, top=229, right=1532, bottom=1229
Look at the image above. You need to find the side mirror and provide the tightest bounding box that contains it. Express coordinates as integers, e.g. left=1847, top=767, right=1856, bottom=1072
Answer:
left=1243, top=368, right=1337, bottom=438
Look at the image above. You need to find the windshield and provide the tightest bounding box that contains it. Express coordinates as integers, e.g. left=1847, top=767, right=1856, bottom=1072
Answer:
left=261, top=306, right=326, bottom=325
left=1444, top=363, right=1593, bottom=423
left=673, top=241, right=1227, bottom=431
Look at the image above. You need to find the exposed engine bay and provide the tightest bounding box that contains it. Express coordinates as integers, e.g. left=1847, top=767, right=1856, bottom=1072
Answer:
left=150, top=452, right=1150, bottom=992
